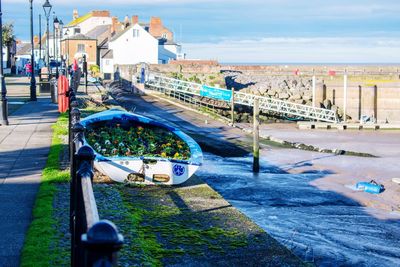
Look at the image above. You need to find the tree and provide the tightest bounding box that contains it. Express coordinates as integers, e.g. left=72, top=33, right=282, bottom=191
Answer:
left=2, top=23, right=15, bottom=47
left=2, top=23, right=16, bottom=68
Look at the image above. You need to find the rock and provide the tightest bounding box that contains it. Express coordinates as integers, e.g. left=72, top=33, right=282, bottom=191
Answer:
left=292, top=94, right=302, bottom=100
left=279, top=93, right=290, bottom=99
left=323, top=99, right=332, bottom=110
left=295, top=99, right=305, bottom=104
left=302, top=94, right=312, bottom=101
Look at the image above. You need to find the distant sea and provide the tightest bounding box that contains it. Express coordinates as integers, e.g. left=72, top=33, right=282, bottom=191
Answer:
left=220, top=62, right=400, bottom=66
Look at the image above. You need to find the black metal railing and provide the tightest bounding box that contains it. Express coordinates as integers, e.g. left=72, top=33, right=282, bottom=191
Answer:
left=68, top=72, right=124, bottom=267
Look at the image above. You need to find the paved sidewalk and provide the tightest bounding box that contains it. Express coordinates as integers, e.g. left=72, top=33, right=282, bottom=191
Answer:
left=0, top=96, right=58, bottom=266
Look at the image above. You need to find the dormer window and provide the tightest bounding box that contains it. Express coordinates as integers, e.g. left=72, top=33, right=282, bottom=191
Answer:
left=133, top=29, right=140, bottom=38
left=162, top=33, right=167, bottom=39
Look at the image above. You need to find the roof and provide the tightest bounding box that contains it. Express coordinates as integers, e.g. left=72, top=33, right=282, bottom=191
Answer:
left=101, top=49, right=113, bottom=59
left=67, top=12, right=93, bottom=26
left=16, top=43, right=31, bottom=56
left=86, top=25, right=110, bottom=39
left=109, top=25, right=133, bottom=42
left=65, top=34, right=96, bottom=41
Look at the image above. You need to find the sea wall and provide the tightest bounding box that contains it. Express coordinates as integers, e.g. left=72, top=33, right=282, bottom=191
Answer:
left=114, top=63, right=400, bottom=123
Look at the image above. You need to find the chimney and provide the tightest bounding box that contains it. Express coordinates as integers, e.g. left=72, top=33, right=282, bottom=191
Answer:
left=149, top=17, right=163, bottom=37
left=131, top=15, right=139, bottom=25
left=73, top=9, right=79, bottom=20
left=111, top=17, right=119, bottom=35
left=123, top=15, right=130, bottom=28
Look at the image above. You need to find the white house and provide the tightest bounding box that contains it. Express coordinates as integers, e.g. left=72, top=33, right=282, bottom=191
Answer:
left=63, top=10, right=112, bottom=38
left=108, top=24, right=158, bottom=65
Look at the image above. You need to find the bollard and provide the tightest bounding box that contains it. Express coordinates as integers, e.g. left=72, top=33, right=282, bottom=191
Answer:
left=82, top=220, right=124, bottom=267
left=253, top=98, right=260, bottom=173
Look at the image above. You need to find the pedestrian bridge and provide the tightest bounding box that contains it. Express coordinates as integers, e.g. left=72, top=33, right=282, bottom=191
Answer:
left=145, top=73, right=338, bottom=123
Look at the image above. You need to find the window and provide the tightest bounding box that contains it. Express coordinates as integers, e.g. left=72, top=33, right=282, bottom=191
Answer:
left=77, top=44, right=85, bottom=53
left=162, top=33, right=167, bottom=39
left=133, top=29, right=140, bottom=38
left=105, top=60, right=110, bottom=65
left=74, top=28, right=81, bottom=34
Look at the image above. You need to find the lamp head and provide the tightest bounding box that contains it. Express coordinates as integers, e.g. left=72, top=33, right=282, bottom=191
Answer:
left=42, top=0, right=52, bottom=18
left=54, top=16, right=60, bottom=29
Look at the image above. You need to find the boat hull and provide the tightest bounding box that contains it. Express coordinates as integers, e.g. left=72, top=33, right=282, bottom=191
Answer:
left=95, top=160, right=199, bottom=185
left=80, top=109, right=203, bottom=185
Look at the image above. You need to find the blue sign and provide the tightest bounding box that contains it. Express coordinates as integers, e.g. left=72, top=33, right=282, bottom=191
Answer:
left=200, top=85, right=232, bottom=101
left=173, top=164, right=186, bottom=176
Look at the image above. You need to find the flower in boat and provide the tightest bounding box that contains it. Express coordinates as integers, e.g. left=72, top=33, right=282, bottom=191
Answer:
left=85, top=122, right=191, bottom=160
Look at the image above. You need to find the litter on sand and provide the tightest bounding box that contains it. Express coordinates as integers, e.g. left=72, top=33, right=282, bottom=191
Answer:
left=355, top=180, right=384, bottom=194
left=391, top=178, right=400, bottom=184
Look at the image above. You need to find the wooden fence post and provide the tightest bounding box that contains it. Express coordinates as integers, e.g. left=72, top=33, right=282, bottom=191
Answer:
left=231, top=87, right=235, bottom=126
left=253, top=98, right=260, bottom=173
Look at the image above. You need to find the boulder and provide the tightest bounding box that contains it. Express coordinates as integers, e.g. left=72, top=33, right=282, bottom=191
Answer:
left=279, top=93, right=290, bottom=99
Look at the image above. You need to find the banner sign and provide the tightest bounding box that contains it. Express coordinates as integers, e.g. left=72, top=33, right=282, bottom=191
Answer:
left=200, top=85, right=232, bottom=101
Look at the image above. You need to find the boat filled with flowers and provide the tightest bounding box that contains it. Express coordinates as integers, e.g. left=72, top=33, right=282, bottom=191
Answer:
left=81, top=109, right=203, bottom=185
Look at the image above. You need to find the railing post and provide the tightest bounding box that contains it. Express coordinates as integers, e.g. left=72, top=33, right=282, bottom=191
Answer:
left=82, top=220, right=124, bottom=267
left=73, top=145, right=95, bottom=267
left=71, top=122, right=85, bottom=267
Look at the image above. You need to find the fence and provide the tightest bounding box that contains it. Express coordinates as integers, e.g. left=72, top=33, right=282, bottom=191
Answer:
left=67, top=72, right=124, bottom=267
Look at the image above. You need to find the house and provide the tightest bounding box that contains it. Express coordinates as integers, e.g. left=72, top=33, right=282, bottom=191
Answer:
left=85, top=24, right=112, bottom=66
left=101, top=16, right=181, bottom=78
left=108, top=23, right=159, bottom=65
left=60, top=34, right=97, bottom=67
left=61, top=10, right=183, bottom=79
left=64, top=10, right=112, bottom=37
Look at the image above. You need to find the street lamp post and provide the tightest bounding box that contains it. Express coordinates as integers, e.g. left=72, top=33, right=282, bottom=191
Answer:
left=53, top=16, right=59, bottom=78
left=0, top=0, right=9, bottom=125
left=42, top=0, right=52, bottom=75
left=59, top=19, right=63, bottom=75
left=29, top=0, right=37, bottom=101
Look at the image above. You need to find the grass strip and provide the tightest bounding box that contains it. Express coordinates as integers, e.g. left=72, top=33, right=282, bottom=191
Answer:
left=20, top=113, right=70, bottom=267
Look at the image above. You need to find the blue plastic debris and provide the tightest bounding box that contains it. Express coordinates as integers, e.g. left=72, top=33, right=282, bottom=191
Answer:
left=356, top=180, right=384, bottom=194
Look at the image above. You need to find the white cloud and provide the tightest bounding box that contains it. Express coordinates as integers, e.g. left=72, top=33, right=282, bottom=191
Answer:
left=183, top=37, right=400, bottom=63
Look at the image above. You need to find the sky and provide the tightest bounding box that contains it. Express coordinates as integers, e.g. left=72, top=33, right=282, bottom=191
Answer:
left=3, top=0, right=400, bottom=63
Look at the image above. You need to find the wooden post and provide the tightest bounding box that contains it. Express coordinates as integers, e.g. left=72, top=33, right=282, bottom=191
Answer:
left=312, top=69, right=316, bottom=108
left=343, top=69, right=348, bottom=122
left=253, top=98, right=260, bottom=173
left=231, top=87, right=235, bottom=125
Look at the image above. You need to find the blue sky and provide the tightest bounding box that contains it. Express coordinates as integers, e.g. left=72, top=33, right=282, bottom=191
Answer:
left=3, top=0, right=400, bottom=63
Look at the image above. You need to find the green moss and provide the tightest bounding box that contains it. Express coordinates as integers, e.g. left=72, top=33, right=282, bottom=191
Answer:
left=117, top=185, right=249, bottom=265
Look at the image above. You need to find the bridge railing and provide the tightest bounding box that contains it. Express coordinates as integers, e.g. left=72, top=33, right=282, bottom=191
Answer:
left=146, top=73, right=338, bottom=123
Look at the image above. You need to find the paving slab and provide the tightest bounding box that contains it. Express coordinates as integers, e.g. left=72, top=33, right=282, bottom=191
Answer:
left=0, top=77, right=58, bottom=267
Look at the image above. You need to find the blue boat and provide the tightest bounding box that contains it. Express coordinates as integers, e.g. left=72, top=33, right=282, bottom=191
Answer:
left=81, top=109, right=203, bottom=185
